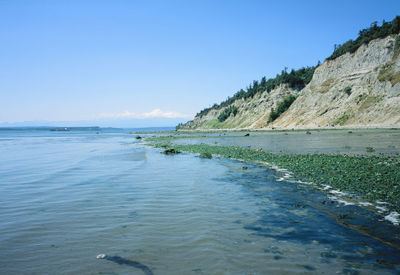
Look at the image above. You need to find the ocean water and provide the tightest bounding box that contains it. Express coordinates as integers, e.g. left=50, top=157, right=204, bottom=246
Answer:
left=0, top=129, right=399, bottom=274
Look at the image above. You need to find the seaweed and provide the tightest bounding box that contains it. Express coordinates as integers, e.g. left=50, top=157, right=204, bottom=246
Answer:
left=148, top=139, right=400, bottom=211
left=199, top=152, right=212, bottom=159
left=162, top=148, right=181, bottom=155
left=97, top=254, right=153, bottom=275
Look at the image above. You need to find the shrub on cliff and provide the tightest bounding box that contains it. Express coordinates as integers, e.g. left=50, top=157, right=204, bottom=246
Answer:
left=217, top=106, right=239, bottom=122
left=268, top=95, right=297, bottom=123
left=328, top=16, right=400, bottom=60
left=197, top=66, right=316, bottom=118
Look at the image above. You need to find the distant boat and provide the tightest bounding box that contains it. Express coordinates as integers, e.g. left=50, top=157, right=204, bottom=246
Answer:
left=50, top=128, right=70, bottom=132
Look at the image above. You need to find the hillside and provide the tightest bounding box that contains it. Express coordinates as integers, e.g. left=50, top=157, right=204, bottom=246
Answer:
left=180, top=18, right=400, bottom=130
left=273, top=35, right=400, bottom=128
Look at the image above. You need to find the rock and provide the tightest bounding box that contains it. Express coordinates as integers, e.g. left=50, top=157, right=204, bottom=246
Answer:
left=366, top=146, right=375, bottom=153
left=199, top=152, right=212, bottom=159
left=97, top=254, right=154, bottom=275
left=244, top=133, right=250, bottom=136
left=135, top=135, right=142, bottom=139
left=162, top=148, right=181, bottom=155
left=338, top=214, right=349, bottom=219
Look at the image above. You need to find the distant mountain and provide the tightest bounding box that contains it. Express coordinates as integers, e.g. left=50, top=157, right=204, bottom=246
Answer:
left=0, top=117, right=189, bottom=129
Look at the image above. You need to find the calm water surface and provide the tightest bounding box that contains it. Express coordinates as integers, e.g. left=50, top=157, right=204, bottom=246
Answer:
left=175, top=129, right=400, bottom=155
left=0, top=129, right=399, bottom=274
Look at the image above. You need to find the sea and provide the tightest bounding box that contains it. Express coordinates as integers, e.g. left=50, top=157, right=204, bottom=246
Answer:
left=0, top=127, right=399, bottom=274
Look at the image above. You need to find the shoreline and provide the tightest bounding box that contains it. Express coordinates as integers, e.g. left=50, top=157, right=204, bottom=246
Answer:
left=177, top=124, right=400, bottom=133
left=144, top=134, right=400, bottom=224
left=134, top=125, right=400, bottom=136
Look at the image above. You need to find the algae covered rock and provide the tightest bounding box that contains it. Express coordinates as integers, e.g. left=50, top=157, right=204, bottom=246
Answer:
left=199, top=152, right=212, bottom=159
left=162, top=148, right=181, bottom=155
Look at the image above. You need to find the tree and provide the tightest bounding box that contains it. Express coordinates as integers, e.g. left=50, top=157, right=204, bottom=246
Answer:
left=328, top=15, right=400, bottom=60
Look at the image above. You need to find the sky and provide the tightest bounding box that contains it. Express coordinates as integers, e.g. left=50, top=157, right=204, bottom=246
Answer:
left=1, top=0, right=399, bottom=127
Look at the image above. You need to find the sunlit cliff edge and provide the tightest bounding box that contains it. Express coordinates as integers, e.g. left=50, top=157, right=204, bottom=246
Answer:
left=180, top=22, right=400, bottom=130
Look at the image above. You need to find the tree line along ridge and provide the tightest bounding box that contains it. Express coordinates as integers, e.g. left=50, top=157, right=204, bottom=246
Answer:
left=195, top=16, right=400, bottom=120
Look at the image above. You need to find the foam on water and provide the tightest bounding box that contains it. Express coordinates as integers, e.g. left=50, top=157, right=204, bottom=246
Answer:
left=376, top=206, right=389, bottom=213
left=269, top=162, right=400, bottom=226
left=329, top=190, right=347, bottom=196
left=335, top=199, right=355, bottom=206
left=359, top=202, right=373, bottom=206
left=322, top=184, right=332, bottom=190
left=385, top=212, right=400, bottom=226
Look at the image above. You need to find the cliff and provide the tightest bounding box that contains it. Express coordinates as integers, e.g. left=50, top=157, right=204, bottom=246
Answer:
left=181, top=34, right=400, bottom=130
left=274, top=35, right=400, bottom=128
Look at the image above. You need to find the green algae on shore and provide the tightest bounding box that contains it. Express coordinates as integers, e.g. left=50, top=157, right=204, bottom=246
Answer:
left=146, top=138, right=400, bottom=211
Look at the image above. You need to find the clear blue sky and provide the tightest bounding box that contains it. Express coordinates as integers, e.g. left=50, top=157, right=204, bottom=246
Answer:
left=1, top=0, right=399, bottom=126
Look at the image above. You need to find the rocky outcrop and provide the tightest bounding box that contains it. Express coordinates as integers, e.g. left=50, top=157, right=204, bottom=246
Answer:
left=182, top=35, right=400, bottom=130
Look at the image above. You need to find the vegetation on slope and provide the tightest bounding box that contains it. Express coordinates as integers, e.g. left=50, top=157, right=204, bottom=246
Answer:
left=328, top=16, right=400, bottom=60
left=268, top=95, right=297, bottom=123
left=196, top=66, right=316, bottom=118
left=218, top=106, right=238, bottom=122
left=378, top=63, right=400, bottom=86
left=377, top=35, right=400, bottom=86
left=176, top=123, right=182, bottom=130
left=187, top=16, right=400, bottom=129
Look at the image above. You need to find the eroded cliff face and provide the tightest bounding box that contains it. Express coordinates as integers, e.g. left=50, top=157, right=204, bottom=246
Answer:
left=273, top=35, right=400, bottom=128
left=183, top=85, right=298, bottom=129
left=182, top=35, right=400, bottom=130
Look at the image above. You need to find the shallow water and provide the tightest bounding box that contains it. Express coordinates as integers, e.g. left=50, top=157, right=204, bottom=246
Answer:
left=175, top=129, right=400, bottom=155
left=1, top=129, right=400, bottom=274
